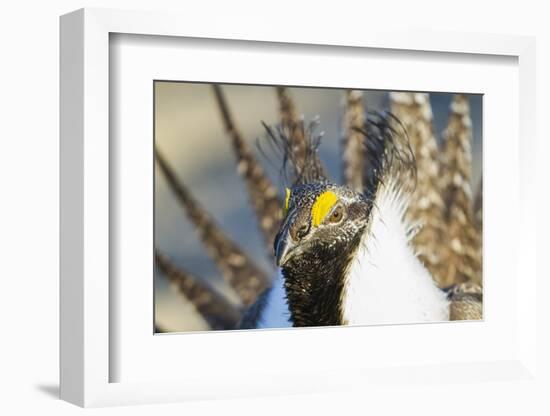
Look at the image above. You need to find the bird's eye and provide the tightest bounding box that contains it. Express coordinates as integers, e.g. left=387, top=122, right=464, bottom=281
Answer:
left=328, top=205, right=344, bottom=223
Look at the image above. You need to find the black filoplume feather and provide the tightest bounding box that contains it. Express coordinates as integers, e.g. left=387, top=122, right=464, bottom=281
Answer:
left=261, top=118, right=328, bottom=185
left=355, top=111, right=416, bottom=198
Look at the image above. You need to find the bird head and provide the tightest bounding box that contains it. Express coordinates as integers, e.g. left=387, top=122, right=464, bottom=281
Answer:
left=273, top=182, right=373, bottom=326
left=274, top=182, right=371, bottom=269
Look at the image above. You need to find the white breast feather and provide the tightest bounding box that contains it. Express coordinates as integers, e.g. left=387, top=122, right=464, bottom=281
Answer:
left=342, top=182, right=450, bottom=325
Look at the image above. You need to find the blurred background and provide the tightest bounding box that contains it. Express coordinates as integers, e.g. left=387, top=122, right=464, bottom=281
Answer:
left=154, top=82, right=482, bottom=332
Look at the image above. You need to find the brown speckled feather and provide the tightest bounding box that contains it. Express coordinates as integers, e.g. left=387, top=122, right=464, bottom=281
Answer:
left=155, top=251, right=242, bottom=330
left=447, top=282, right=483, bottom=320
left=212, top=85, right=282, bottom=255
left=155, top=149, right=269, bottom=306
left=439, top=94, right=482, bottom=286
left=276, top=86, right=307, bottom=176
left=274, top=87, right=327, bottom=184
left=341, top=90, right=366, bottom=191
left=389, top=92, right=448, bottom=286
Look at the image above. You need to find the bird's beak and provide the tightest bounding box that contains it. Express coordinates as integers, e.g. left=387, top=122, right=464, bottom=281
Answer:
left=274, top=223, right=295, bottom=267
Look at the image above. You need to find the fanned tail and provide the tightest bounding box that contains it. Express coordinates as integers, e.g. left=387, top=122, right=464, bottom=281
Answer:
left=155, top=148, right=270, bottom=306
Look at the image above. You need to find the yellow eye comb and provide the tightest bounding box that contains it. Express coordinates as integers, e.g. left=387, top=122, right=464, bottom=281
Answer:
left=283, top=188, right=291, bottom=217
left=311, top=191, right=338, bottom=227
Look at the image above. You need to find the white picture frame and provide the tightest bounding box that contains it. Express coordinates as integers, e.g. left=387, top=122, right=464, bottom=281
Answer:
left=60, top=7, right=538, bottom=408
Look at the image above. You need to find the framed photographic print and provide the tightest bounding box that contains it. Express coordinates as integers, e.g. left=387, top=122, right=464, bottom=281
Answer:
left=60, top=7, right=538, bottom=408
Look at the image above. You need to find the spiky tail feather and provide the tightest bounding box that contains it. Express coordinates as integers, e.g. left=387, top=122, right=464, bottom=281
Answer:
left=155, top=148, right=269, bottom=306
left=275, top=87, right=308, bottom=177
left=212, top=85, right=283, bottom=255
left=389, top=92, right=448, bottom=287
left=439, top=94, right=482, bottom=286
left=341, top=90, right=366, bottom=191
left=353, top=110, right=416, bottom=202
left=262, top=117, right=328, bottom=186
left=155, top=251, right=242, bottom=330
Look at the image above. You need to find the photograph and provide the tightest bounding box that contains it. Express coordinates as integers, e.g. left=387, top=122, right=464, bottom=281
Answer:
left=154, top=82, right=483, bottom=333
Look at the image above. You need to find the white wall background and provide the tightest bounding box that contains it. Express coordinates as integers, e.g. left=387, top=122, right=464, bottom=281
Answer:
left=0, top=1, right=548, bottom=414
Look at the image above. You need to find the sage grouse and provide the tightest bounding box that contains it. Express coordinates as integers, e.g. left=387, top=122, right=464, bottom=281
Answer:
left=155, top=86, right=483, bottom=332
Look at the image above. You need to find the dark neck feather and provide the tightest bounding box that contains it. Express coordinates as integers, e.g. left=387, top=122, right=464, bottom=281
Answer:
left=282, top=232, right=363, bottom=327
